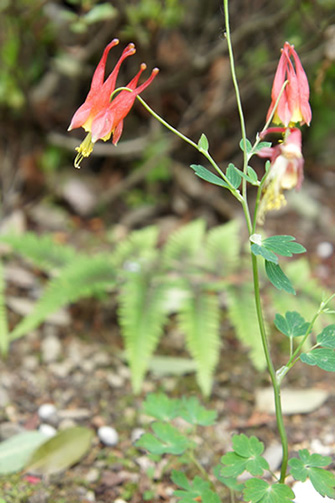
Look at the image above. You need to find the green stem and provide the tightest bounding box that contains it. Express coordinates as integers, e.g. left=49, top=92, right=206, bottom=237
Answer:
left=251, top=253, right=288, bottom=482
left=223, top=0, right=248, bottom=198
left=136, top=95, right=243, bottom=200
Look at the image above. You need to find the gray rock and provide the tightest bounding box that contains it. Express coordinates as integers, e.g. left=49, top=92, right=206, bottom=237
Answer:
left=0, top=387, right=10, bottom=407
left=41, top=332, right=62, bottom=363
left=0, top=422, right=24, bottom=440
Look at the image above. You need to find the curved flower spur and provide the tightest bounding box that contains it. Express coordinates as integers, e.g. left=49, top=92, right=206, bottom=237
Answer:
left=68, top=39, right=159, bottom=168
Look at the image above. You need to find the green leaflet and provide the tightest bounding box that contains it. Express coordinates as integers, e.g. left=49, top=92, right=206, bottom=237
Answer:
left=289, top=449, right=335, bottom=498
left=197, top=133, right=209, bottom=152
left=265, top=261, right=296, bottom=295
left=300, top=348, right=335, bottom=372
left=136, top=422, right=191, bottom=455
left=243, top=479, right=295, bottom=503
left=274, top=311, right=309, bottom=338
left=220, top=434, right=269, bottom=478
left=190, top=164, right=229, bottom=188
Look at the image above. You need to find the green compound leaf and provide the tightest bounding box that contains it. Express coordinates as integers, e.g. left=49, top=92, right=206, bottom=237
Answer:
left=136, top=422, right=191, bottom=455
left=243, top=479, right=295, bottom=503
left=317, top=324, right=335, bottom=348
left=300, top=348, right=335, bottom=372
left=198, top=133, right=209, bottom=152
left=251, top=244, right=278, bottom=264
left=239, top=138, right=253, bottom=154
left=178, top=396, right=217, bottom=426
left=274, top=311, right=310, bottom=338
left=221, top=434, right=269, bottom=477
left=288, top=449, right=335, bottom=498
left=265, top=261, right=296, bottom=295
left=226, top=164, right=241, bottom=189
left=172, top=473, right=221, bottom=503
left=213, top=464, right=244, bottom=491
left=263, top=235, right=306, bottom=257
left=142, top=392, right=181, bottom=421
left=190, top=164, right=229, bottom=188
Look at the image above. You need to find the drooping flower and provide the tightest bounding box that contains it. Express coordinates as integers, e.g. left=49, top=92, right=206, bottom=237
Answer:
left=257, top=127, right=304, bottom=222
left=266, top=42, right=312, bottom=127
left=68, top=40, right=159, bottom=168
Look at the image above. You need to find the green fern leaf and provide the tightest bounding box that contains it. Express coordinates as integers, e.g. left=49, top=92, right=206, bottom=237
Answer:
left=162, top=220, right=206, bottom=269
left=178, top=288, right=221, bottom=396
left=205, top=220, right=240, bottom=276
left=225, top=285, right=266, bottom=370
left=0, top=233, right=76, bottom=271
left=111, top=226, right=159, bottom=268
left=118, top=267, right=169, bottom=393
left=9, top=254, right=116, bottom=341
left=0, top=259, right=9, bottom=355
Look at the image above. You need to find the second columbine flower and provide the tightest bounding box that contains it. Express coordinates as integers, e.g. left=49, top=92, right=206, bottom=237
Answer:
left=267, top=42, right=312, bottom=128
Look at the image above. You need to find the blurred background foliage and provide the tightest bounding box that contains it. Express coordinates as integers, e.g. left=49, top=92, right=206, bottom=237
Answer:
left=0, top=0, right=334, bottom=223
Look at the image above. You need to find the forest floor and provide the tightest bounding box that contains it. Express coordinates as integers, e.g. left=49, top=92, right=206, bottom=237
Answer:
left=0, top=159, right=335, bottom=503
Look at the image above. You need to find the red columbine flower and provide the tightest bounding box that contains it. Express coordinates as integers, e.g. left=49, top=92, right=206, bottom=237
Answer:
left=68, top=40, right=159, bottom=168
left=257, top=127, right=304, bottom=222
left=266, top=42, right=312, bottom=127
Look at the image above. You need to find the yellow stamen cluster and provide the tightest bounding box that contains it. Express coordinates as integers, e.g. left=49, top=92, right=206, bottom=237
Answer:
left=74, top=133, right=94, bottom=169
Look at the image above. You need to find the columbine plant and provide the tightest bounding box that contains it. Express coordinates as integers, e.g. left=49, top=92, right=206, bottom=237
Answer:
left=68, top=2, right=335, bottom=501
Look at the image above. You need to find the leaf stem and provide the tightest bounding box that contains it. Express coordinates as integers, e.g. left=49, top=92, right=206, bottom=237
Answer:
left=136, top=95, right=243, bottom=200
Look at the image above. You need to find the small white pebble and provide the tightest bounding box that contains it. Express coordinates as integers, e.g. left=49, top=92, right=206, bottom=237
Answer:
left=97, top=426, right=119, bottom=446
left=131, top=428, right=145, bottom=444
left=39, top=423, right=57, bottom=437
left=316, top=241, right=334, bottom=259
left=38, top=403, right=57, bottom=421
left=84, top=490, right=96, bottom=502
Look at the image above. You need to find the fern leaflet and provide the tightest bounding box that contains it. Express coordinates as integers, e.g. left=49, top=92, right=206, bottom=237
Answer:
left=0, top=233, right=76, bottom=271
left=205, top=220, right=240, bottom=276
left=162, top=220, right=206, bottom=269
left=118, top=267, right=169, bottom=393
left=178, top=287, right=221, bottom=396
left=225, top=285, right=266, bottom=370
left=9, top=254, right=116, bottom=341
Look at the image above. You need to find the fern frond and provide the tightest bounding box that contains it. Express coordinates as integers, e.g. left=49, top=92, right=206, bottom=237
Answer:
left=0, top=233, right=76, bottom=271
left=225, top=285, right=266, bottom=370
left=178, top=288, right=221, bottom=396
left=162, top=220, right=206, bottom=269
left=111, top=226, right=159, bottom=268
left=205, top=220, right=241, bottom=275
left=0, top=259, right=9, bottom=355
left=118, top=267, right=169, bottom=393
left=9, top=254, right=116, bottom=341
